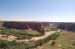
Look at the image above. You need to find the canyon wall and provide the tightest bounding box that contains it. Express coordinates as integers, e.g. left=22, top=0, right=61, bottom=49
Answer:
left=0, top=21, right=50, bottom=33
left=0, top=21, right=4, bottom=27
left=57, top=23, right=75, bottom=31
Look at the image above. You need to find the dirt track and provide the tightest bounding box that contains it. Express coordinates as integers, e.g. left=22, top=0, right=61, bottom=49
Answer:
left=30, top=31, right=56, bottom=41
left=16, top=31, right=56, bottom=42
left=0, top=31, right=56, bottom=42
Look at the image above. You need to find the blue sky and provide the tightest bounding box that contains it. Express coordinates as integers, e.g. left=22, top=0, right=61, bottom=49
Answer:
left=0, top=0, right=75, bottom=22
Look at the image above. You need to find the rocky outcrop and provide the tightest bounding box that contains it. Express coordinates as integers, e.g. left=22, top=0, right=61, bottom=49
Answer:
left=0, top=21, right=4, bottom=27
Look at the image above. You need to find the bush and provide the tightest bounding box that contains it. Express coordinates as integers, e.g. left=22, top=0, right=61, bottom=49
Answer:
left=50, top=33, right=59, bottom=40
left=0, top=40, right=7, bottom=48
left=50, top=40, right=56, bottom=46
left=0, top=40, right=34, bottom=49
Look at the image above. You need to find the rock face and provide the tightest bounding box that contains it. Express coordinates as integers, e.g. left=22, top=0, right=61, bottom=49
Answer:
left=0, top=21, right=4, bottom=27
left=0, top=21, right=50, bottom=33
left=1, top=21, right=75, bottom=32
left=57, top=23, right=75, bottom=31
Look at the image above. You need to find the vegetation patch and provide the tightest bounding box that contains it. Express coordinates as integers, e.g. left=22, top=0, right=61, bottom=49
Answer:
left=34, top=32, right=59, bottom=46
left=0, top=28, right=43, bottom=39
left=0, top=40, right=35, bottom=49
left=41, top=31, right=75, bottom=49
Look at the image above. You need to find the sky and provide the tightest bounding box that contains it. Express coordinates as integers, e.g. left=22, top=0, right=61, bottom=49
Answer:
left=0, top=0, right=75, bottom=22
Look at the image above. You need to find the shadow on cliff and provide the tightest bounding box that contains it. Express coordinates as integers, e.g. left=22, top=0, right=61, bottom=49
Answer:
left=57, top=23, right=75, bottom=32
left=2, top=22, right=44, bottom=33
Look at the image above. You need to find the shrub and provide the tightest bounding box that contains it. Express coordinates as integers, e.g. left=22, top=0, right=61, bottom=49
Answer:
left=0, top=40, right=34, bottom=49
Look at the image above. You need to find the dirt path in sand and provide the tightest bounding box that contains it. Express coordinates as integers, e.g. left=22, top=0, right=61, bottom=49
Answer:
left=30, top=31, right=56, bottom=41
left=0, top=31, right=56, bottom=42
left=16, top=31, right=56, bottom=42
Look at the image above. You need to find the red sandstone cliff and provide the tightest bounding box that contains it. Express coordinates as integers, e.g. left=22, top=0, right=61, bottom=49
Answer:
left=0, top=21, right=4, bottom=27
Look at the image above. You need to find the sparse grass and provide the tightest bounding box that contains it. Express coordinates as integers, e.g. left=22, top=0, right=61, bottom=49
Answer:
left=41, top=30, right=75, bottom=49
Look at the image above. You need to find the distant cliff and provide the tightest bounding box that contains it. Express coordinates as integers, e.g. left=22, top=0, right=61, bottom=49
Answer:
left=57, top=23, right=75, bottom=31
left=0, top=21, right=50, bottom=33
